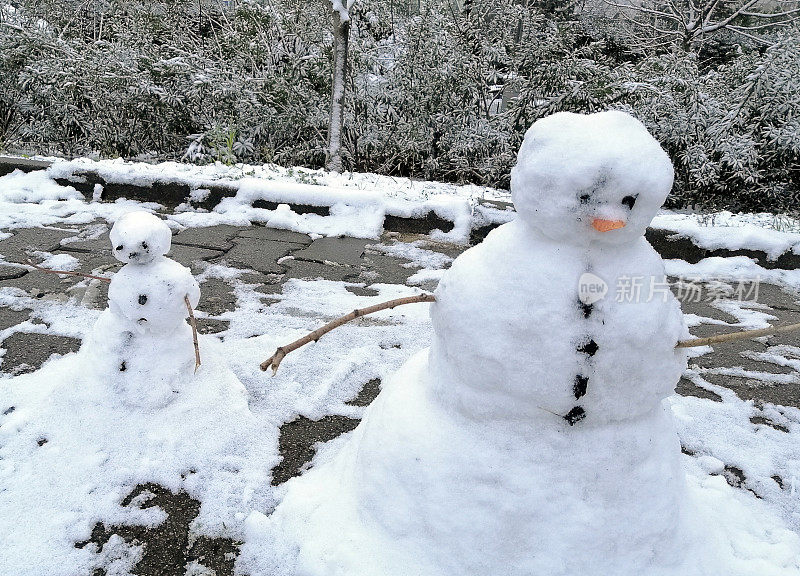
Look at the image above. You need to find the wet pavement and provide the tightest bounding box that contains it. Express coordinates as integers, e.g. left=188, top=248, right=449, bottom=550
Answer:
left=1, top=221, right=799, bottom=575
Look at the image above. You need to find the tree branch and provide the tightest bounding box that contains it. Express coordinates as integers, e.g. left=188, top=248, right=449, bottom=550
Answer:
left=676, top=321, right=800, bottom=348
left=260, top=293, right=436, bottom=374
left=24, top=258, right=112, bottom=282
left=185, top=295, right=201, bottom=372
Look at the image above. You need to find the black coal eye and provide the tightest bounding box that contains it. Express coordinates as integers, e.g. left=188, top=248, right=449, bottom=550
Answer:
left=141, top=241, right=148, bottom=249
left=579, top=194, right=591, bottom=204
left=116, top=245, right=123, bottom=251
left=621, top=195, right=637, bottom=210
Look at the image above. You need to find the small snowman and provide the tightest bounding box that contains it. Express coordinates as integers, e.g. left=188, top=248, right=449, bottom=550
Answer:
left=80, top=211, right=200, bottom=407
left=241, top=111, right=799, bottom=576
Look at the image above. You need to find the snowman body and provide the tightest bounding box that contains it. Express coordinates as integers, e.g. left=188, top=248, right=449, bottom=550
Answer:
left=245, top=112, right=714, bottom=576
left=80, top=212, right=200, bottom=407
left=430, top=221, right=686, bottom=423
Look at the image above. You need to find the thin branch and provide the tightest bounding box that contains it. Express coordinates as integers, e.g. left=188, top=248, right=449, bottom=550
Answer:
left=25, top=258, right=111, bottom=283
left=601, top=0, right=678, bottom=20
left=725, top=26, right=778, bottom=45
left=739, top=7, right=800, bottom=18
left=676, top=321, right=800, bottom=348
left=261, top=294, right=436, bottom=375
left=185, top=295, right=201, bottom=372
left=703, top=0, right=761, bottom=33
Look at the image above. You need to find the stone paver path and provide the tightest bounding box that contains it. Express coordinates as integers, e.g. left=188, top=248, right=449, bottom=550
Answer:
left=1, top=221, right=798, bottom=575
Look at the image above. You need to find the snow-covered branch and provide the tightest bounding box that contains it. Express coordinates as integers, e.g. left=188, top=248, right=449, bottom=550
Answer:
left=601, top=0, right=800, bottom=48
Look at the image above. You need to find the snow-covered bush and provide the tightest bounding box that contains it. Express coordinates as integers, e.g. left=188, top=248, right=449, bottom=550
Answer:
left=0, top=0, right=798, bottom=210
left=344, top=0, right=621, bottom=188
left=623, top=33, right=800, bottom=211
left=0, top=0, right=330, bottom=162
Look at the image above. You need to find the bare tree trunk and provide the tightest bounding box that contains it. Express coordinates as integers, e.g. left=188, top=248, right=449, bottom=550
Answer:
left=326, top=8, right=350, bottom=173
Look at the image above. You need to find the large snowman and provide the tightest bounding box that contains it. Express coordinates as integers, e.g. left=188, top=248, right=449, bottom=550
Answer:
left=241, top=112, right=798, bottom=576
left=80, top=211, right=201, bottom=407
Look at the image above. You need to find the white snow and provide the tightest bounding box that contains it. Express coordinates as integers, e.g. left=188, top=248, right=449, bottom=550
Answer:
left=0, top=121, right=799, bottom=575
left=368, top=241, right=453, bottom=270
left=241, top=111, right=800, bottom=576
left=29, top=251, right=80, bottom=273
left=0, top=265, right=435, bottom=574
left=653, top=211, right=800, bottom=260
left=666, top=255, right=800, bottom=295
left=4, top=156, right=800, bottom=257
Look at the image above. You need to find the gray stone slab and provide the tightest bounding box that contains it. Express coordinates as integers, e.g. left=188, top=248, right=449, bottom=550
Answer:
left=172, top=225, right=247, bottom=252
left=222, top=240, right=296, bottom=275
left=1, top=266, right=83, bottom=297
left=197, top=318, right=230, bottom=335
left=271, top=415, right=360, bottom=485
left=675, top=377, right=723, bottom=402
left=197, top=279, right=238, bottom=316
left=691, top=338, right=793, bottom=374
left=0, top=156, right=53, bottom=176
left=292, top=237, right=368, bottom=267
left=237, top=225, right=311, bottom=246
left=0, top=265, right=27, bottom=281
left=703, top=373, right=800, bottom=408
left=0, top=227, right=76, bottom=263
left=359, top=249, right=417, bottom=286
left=59, top=235, right=111, bottom=255
left=283, top=259, right=360, bottom=283
left=1, top=332, right=81, bottom=375
left=168, top=244, right=225, bottom=268
left=77, top=483, right=239, bottom=576
left=0, top=307, right=32, bottom=331
left=755, top=282, right=800, bottom=311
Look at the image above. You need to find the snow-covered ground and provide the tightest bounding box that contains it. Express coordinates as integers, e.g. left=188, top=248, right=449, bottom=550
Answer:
left=5, top=157, right=800, bottom=257
left=0, top=161, right=798, bottom=575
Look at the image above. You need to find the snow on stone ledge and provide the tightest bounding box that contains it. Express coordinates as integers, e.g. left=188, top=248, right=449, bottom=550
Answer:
left=42, top=157, right=487, bottom=243
left=9, top=156, right=800, bottom=253
left=652, top=211, right=800, bottom=261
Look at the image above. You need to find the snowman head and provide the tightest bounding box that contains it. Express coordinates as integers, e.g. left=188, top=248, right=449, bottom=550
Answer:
left=510, top=111, right=673, bottom=246
left=110, top=211, right=172, bottom=265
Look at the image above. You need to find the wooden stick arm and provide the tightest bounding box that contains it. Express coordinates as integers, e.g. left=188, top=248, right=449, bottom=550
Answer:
left=261, top=291, right=800, bottom=375
left=676, top=321, right=800, bottom=348
left=185, top=295, right=202, bottom=372
left=25, top=258, right=112, bottom=283
left=260, top=293, right=436, bottom=374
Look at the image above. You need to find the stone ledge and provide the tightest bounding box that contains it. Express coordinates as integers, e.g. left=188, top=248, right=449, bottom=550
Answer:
left=1, top=156, right=798, bottom=268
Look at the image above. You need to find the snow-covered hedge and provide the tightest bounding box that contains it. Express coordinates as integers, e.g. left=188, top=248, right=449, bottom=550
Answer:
left=0, top=0, right=798, bottom=211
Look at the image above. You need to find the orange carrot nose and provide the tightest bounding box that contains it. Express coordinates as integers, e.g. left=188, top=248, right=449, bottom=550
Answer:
left=592, top=218, right=626, bottom=232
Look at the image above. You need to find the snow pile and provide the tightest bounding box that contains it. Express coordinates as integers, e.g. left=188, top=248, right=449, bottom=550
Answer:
left=0, top=169, right=162, bottom=232
left=239, top=111, right=800, bottom=576
left=7, top=154, right=800, bottom=252
left=0, top=161, right=475, bottom=242
left=0, top=169, right=82, bottom=204
left=44, top=156, right=507, bottom=205
left=653, top=211, right=800, bottom=260
left=171, top=178, right=472, bottom=242
left=0, top=250, right=435, bottom=574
